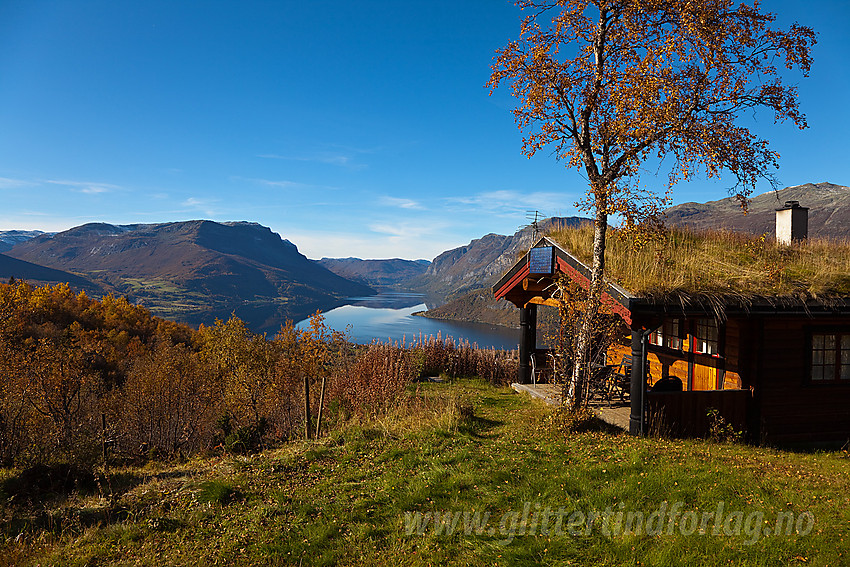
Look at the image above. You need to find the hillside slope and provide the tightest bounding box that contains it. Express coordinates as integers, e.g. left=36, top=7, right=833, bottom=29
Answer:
left=6, top=220, right=374, bottom=330
left=664, top=182, right=850, bottom=238
left=0, top=253, right=103, bottom=295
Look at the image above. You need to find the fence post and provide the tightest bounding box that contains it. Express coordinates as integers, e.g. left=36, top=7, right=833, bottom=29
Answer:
left=304, top=373, right=312, bottom=440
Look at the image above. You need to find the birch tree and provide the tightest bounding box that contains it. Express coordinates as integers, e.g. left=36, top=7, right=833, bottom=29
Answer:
left=487, top=0, right=815, bottom=407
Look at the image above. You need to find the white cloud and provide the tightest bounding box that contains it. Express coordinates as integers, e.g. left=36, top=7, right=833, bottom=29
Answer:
left=0, top=177, right=34, bottom=189
left=446, top=189, right=580, bottom=218
left=280, top=223, right=457, bottom=261
left=259, top=144, right=380, bottom=170
left=259, top=153, right=352, bottom=166
left=181, top=197, right=221, bottom=216
left=234, top=176, right=338, bottom=191
left=44, top=179, right=121, bottom=194
left=378, top=196, right=424, bottom=210
left=258, top=152, right=366, bottom=170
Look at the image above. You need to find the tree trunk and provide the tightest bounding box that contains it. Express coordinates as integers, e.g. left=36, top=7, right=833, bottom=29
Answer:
left=566, top=205, right=608, bottom=408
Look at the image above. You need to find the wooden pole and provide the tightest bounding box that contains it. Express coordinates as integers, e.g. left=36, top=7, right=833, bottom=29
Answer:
left=315, top=374, right=326, bottom=439
left=101, top=413, right=108, bottom=464
left=304, top=373, right=312, bottom=440
left=519, top=306, right=531, bottom=384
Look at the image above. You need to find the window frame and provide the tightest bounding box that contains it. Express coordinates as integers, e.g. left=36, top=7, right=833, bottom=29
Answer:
left=808, top=330, right=850, bottom=384
left=649, top=318, right=683, bottom=351
left=693, top=318, right=719, bottom=357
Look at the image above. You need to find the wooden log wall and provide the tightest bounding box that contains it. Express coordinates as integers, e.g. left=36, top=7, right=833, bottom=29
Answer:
left=647, top=389, right=751, bottom=438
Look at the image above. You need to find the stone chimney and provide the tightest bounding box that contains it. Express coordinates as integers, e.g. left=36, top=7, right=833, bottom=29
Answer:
left=775, top=200, right=808, bottom=245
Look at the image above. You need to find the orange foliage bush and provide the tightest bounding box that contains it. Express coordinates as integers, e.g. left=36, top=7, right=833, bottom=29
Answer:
left=0, top=282, right=518, bottom=465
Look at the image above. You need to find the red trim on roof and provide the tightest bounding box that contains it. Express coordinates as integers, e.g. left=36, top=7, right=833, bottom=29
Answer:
left=494, top=262, right=529, bottom=300
left=556, top=258, right=632, bottom=325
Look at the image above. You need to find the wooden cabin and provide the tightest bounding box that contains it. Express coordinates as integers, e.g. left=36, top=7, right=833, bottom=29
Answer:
left=493, top=222, right=850, bottom=447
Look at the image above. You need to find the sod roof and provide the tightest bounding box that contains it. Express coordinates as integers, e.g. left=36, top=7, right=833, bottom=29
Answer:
left=546, top=224, right=850, bottom=309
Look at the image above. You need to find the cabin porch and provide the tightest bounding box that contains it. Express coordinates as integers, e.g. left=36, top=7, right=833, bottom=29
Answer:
left=493, top=237, right=752, bottom=440
left=510, top=382, right=631, bottom=430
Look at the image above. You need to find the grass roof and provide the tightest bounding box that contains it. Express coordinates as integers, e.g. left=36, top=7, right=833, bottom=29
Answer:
left=547, top=224, right=850, bottom=308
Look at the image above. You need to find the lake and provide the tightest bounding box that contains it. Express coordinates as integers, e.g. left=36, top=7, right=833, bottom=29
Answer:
left=295, top=293, right=520, bottom=351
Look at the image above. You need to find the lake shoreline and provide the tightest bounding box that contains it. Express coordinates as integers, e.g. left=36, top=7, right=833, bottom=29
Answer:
left=296, top=293, right=520, bottom=351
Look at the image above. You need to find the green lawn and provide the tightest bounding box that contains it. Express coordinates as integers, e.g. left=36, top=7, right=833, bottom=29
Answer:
left=3, top=379, right=848, bottom=566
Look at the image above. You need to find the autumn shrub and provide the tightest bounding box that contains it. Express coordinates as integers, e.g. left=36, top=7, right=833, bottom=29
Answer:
left=329, top=342, right=415, bottom=418
left=0, top=282, right=520, bottom=465
left=19, top=339, right=104, bottom=466
left=408, top=333, right=518, bottom=385
left=118, top=335, right=219, bottom=457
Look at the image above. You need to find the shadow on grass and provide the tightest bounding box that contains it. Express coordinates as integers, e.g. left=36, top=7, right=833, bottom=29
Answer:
left=477, top=394, right=521, bottom=409
left=0, top=464, right=199, bottom=537
left=1, top=463, right=98, bottom=504
left=582, top=416, right=625, bottom=435
left=457, top=415, right=505, bottom=438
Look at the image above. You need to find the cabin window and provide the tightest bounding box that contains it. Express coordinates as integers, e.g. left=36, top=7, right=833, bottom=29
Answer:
left=810, top=333, right=850, bottom=382
left=694, top=319, right=718, bottom=355
left=666, top=319, right=682, bottom=350
left=650, top=318, right=682, bottom=350
left=649, top=327, right=663, bottom=347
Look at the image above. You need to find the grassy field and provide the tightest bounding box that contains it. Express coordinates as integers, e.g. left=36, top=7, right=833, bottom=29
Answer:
left=2, top=379, right=849, bottom=566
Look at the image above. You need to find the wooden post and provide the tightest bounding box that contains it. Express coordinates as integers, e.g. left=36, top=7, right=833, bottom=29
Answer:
left=519, top=306, right=531, bottom=384
left=629, top=329, right=644, bottom=436
left=101, top=413, right=108, bottom=464
left=304, top=374, right=312, bottom=440
left=518, top=304, right=538, bottom=384
left=315, top=374, right=326, bottom=439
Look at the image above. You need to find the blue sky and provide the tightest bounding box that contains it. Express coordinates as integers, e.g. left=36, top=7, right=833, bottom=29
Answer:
left=0, top=1, right=847, bottom=260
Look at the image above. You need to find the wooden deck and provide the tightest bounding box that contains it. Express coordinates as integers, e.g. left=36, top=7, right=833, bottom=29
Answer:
left=510, top=383, right=629, bottom=431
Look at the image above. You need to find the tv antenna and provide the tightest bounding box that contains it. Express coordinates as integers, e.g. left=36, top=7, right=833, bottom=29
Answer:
left=523, top=210, right=544, bottom=240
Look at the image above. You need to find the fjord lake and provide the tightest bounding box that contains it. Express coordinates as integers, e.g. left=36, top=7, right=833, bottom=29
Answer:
left=296, top=293, right=519, bottom=350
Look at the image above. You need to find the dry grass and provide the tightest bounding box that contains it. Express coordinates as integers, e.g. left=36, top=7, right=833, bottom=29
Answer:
left=548, top=224, right=850, bottom=305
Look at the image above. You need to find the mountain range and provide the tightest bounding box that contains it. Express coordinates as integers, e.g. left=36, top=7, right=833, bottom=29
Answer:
left=1, top=182, right=847, bottom=332
left=316, top=257, right=430, bottom=289
left=664, top=182, right=850, bottom=238
left=3, top=221, right=373, bottom=332
left=0, top=230, right=46, bottom=253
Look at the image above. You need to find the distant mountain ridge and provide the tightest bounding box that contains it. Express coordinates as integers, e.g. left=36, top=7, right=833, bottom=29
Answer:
left=664, top=182, right=850, bottom=238
left=0, top=230, right=46, bottom=253
left=410, top=217, right=591, bottom=327
left=412, top=217, right=590, bottom=300
left=5, top=220, right=374, bottom=331
left=10, top=181, right=846, bottom=335
left=317, top=257, right=430, bottom=289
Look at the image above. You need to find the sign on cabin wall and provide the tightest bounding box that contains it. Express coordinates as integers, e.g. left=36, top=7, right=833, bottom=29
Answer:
left=529, top=246, right=554, bottom=275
